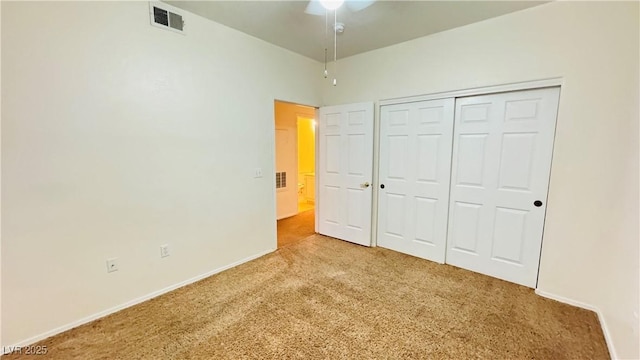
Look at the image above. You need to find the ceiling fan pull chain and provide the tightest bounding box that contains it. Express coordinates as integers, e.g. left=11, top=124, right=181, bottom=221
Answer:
left=324, top=49, right=328, bottom=78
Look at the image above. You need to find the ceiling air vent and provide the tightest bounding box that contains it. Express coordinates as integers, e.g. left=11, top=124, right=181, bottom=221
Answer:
left=149, top=2, right=185, bottom=34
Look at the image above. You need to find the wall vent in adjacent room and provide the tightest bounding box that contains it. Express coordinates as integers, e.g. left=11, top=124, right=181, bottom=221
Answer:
left=149, top=2, right=185, bottom=34
left=276, top=172, right=287, bottom=189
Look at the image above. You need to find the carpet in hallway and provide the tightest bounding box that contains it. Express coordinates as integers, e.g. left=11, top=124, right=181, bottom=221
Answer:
left=2, top=235, right=609, bottom=360
left=277, top=209, right=315, bottom=248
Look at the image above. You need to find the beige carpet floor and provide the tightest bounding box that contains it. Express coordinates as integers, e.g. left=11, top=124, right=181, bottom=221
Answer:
left=3, top=235, right=609, bottom=360
left=277, top=209, right=315, bottom=248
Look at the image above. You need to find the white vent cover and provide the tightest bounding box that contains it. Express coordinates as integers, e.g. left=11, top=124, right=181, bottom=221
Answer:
left=149, top=2, right=185, bottom=34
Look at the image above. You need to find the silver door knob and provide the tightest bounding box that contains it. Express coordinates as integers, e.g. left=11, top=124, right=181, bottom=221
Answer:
left=361, top=182, right=370, bottom=188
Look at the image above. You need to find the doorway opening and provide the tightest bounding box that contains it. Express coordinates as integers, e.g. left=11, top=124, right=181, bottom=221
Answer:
left=274, top=100, right=316, bottom=248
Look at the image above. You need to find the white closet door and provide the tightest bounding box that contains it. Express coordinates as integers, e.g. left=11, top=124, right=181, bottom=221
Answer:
left=318, top=102, right=374, bottom=246
left=446, top=87, right=560, bottom=288
left=377, top=99, right=455, bottom=263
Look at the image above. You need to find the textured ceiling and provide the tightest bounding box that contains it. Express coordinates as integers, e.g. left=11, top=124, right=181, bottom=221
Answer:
left=167, top=1, right=547, bottom=62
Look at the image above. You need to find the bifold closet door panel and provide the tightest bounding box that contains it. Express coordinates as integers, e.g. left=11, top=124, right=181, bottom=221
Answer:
left=445, top=87, right=560, bottom=288
left=377, top=98, right=455, bottom=263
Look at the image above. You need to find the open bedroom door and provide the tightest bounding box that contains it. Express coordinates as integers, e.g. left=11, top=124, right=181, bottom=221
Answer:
left=317, top=102, right=374, bottom=246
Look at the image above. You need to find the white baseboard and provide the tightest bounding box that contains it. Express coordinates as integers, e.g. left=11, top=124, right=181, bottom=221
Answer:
left=2, top=248, right=275, bottom=354
left=535, top=289, right=617, bottom=359
left=277, top=211, right=298, bottom=220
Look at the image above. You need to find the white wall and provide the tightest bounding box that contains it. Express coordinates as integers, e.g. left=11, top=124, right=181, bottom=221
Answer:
left=1, top=1, right=321, bottom=346
left=0, top=0, right=3, bottom=348
left=2, top=1, right=638, bottom=357
left=297, top=117, right=316, bottom=203
left=322, top=2, right=639, bottom=358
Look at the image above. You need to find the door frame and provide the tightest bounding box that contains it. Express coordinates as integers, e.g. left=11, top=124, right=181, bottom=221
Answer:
left=373, top=78, right=562, bottom=282
left=315, top=108, right=319, bottom=233
left=273, top=100, right=320, bottom=245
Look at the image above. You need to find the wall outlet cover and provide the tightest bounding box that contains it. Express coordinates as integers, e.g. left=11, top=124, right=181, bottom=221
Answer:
left=106, top=258, right=119, bottom=273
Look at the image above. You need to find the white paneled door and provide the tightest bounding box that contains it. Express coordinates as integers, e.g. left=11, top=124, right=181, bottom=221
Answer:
left=377, top=99, right=455, bottom=263
left=318, top=102, right=374, bottom=246
left=446, top=87, right=560, bottom=288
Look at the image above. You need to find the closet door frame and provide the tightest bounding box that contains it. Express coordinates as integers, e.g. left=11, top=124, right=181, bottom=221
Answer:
left=378, top=78, right=563, bottom=108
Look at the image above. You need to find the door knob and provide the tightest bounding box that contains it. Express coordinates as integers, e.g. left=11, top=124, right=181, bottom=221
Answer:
left=361, top=182, right=370, bottom=188
left=534, top=200, right=543, bottom=207
left=380, top=184, right=385, bottom=189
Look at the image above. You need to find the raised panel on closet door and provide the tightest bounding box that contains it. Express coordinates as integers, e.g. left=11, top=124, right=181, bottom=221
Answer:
left=446, top=87, right=560, bottom=288
left=377, top=98, right=454, bottom=263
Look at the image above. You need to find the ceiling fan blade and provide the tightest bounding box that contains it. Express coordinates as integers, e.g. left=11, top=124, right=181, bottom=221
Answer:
left=345, top=0, right=376, bottom=12
left=305, top=0, right=326, bottom=16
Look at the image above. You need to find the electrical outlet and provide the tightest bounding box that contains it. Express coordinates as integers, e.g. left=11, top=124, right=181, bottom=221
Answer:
left=254, top=167, right=263, bottom=178
left=106, top=258, right=119, bottom=273
left=160, top=244, right=170, bottom=258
